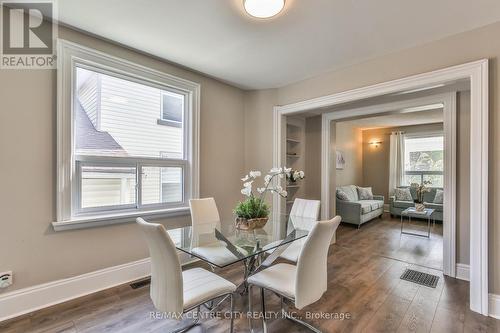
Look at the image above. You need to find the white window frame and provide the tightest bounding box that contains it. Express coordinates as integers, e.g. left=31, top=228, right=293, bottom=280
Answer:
left=54, top=39, right=200, bottom=231
left=403, top=132, right=444, bottom=187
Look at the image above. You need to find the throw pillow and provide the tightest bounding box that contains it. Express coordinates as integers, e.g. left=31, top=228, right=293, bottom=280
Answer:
left=394, top=188, right=413, bottom=201
left=336, top=189, right=350, bottom=201
left=434, top=189, right=444, bottom=204
left=357, top=186, right=373, bottom=200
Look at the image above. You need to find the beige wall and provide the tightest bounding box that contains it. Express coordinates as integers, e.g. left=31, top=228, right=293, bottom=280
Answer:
left=0, top=25, right=245, bottom=291
left=335, top=122, right=363, bottom=187
left=305, top=116, right=322, bottom=199
left=362, top=122, right=444, bottom=202
left=243, top=89, right=278, bottom=174
left=244, top=21, right=500, bottom=293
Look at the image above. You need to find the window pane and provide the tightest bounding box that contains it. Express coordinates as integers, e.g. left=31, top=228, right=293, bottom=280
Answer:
left=162, top=92, right=183, bottom=123
left=404, top=174, right=422, bottom=186
left=75, top=67, right=184, bottom=160
left=81, top=166, right=136, bottom=208
left=142, top=167, right=183, bottom=205
left=404, top=136, right=443, bottom=172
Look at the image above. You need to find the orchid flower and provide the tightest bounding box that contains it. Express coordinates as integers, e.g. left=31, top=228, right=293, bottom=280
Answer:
left=249, top=170, right=261, bottom=178
left=241, top=187, right=252, bottom=197
left=243, top=181, right=253, bottom=188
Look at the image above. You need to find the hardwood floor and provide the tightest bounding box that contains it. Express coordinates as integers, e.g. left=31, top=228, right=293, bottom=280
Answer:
left=336, top=214, right=443, bottom=271
left=1, top=214, right=497, bottom=333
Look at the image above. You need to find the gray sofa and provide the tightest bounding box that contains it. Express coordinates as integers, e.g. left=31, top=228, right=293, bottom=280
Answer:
left=389, top=186, right=443, bottom=222
left=336, top=185, right=384, bottom=228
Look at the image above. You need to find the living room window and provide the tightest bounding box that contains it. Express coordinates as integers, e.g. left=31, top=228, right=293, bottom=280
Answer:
left=55, top=40, right=200, bottom=230
left=403, top=134, right=444, bottom=187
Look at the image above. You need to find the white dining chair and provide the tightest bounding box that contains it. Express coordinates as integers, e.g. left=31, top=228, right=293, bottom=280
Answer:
left=189, top=197, right=221, bottom=226
left=276, top=198, right=321, bottom=262
left=248, top=216, right=341, bottom=333
left=136, top=218, right=236, bottom=333
left=189, top=198, right=246, bottom=269
left=290, top=198, right=321, bottom=220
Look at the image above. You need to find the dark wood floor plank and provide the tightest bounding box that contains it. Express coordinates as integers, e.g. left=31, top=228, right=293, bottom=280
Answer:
left=363, top=294, right=412, bottom=332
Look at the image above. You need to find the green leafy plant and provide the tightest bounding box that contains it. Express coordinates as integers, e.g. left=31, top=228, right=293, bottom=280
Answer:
left=234, top=196, right=270, bottom=219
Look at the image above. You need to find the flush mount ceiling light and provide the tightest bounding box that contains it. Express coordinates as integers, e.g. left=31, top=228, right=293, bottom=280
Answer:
left=244, top=0, right=285, bottom=18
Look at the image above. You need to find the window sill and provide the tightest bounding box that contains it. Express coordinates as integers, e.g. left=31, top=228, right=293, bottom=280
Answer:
left=52, top=207, right=190, bottom=231
left=157, top=118, right=182, bottom=128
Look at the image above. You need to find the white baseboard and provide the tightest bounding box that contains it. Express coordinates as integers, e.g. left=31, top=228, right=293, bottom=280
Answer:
left=0, top=256, right=198, bottom=323
left=456, top=263, right=470, bottom=281
left=489, top=294, right=500, bottom=319
left=0, top=258, right=151, bottom=322
left=454, top=265, right=500, bottom=319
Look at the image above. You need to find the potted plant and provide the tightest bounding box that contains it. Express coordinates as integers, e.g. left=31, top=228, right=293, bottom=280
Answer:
left=234, top=167, right=303, bottom=230
left=410, top=181, right=432, bottom=212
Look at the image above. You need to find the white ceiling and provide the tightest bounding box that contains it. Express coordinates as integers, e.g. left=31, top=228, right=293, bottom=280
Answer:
left=57, top=0, right=500, bottom=89
left=339, top=108, right=444, bottom=130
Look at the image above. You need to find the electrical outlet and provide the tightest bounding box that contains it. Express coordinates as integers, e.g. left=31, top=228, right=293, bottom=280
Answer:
left=0, top=271, right=12, bottom=289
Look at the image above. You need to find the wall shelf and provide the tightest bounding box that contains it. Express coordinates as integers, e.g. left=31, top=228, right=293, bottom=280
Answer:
left=285, top=118, right=305, bottom=215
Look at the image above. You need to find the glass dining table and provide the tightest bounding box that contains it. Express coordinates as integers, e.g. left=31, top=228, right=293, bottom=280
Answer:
left=167, top=214, right=313, bottom=293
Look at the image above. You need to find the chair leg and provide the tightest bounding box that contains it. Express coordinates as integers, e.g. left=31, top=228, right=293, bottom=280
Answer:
left=229, top=294, right=234, bottom=333
left=170, top=308, right=201, bottom=333
left=280, top=297, right=323, bottom=333
left=261, top=287, right=267, bottom=333
left=248, top=285, right=254, bottom=333
left=282, top=310, right=322, bottom=333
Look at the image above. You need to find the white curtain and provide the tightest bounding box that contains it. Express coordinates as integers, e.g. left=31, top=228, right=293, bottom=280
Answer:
left=388, top=131, right=405, bottom=196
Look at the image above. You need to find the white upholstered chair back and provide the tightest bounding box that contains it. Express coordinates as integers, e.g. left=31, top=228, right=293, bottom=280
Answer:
left=294, top=216, right=341, bottom=309
left=289, top=198, right=321, bottom=231
left=290, top=198, right=320, bottom=219
left=136, top=218, right=183, bottom=314
left=189, top=198, right=221, bottom=227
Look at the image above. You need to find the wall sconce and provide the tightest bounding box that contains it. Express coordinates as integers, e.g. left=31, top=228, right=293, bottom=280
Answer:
left=370, top=140, right=382, bottom=148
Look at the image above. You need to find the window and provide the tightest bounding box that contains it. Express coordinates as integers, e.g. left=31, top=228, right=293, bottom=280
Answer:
left=403, top=135, right=444, bottom=187
left=55, top=40, right=199, bottom=230
left=159, top=92, right=184, bottom=128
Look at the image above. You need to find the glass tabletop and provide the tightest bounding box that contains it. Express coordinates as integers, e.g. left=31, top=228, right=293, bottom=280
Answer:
left=167, top=215, right=312, bottom=268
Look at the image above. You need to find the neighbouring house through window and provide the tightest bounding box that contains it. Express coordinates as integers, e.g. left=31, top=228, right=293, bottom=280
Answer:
left=159, top=91, right=184, bottom=127
left=75, top=66, right=186, bottom=212
left=403, top=135, right=444, bottom=187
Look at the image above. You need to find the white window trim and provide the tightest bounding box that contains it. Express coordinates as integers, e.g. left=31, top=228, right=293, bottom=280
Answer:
left=404, top=130, right=444, bottom=139
left=54, top=39, right=200, bottom=231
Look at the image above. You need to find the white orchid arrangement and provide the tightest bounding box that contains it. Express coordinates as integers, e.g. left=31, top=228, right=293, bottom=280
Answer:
left=287, top=169, right=305, bottom=183
left=235, top=167, right=304, bottom=220
left=240, top=167, right=294, bottom=199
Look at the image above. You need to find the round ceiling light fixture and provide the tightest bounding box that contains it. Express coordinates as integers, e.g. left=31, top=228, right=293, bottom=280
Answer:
left=244, top=0, right=285, bottom=19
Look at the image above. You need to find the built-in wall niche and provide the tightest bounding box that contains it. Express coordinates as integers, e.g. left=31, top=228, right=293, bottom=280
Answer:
left=285, top=117, right=306, bottom=214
